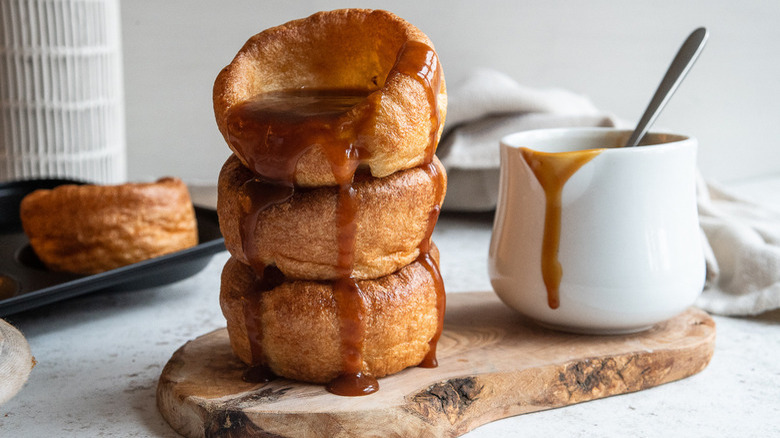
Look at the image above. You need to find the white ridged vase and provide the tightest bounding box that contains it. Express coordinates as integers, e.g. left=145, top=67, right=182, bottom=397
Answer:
left=0, top=0, right=125, bottom=183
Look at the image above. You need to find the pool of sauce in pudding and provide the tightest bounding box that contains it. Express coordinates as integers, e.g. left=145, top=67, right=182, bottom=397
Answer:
left=519, top=148, right=603, bottom=309
left=226, top=88, right=373, bottom=183
left=226, top=40, right=445, bottom=396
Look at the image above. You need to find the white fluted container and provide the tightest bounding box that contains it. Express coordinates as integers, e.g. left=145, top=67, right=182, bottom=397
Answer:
left=0, top=0, right=125, bottom=184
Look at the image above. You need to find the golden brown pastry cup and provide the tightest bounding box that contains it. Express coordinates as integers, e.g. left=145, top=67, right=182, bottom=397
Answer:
left=213, top=8, right=447, bottom=187
left=20, top=177, right=198, bottom=275
left=217, top=154, right=446, bottom=281
left=219, top=250, right=440, bottom=384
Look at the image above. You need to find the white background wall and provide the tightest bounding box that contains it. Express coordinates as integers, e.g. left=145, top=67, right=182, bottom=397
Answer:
left=120, top=0, right=780, bottom=185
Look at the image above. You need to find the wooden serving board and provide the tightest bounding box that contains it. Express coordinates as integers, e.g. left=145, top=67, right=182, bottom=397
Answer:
left=157, top=291, right=715, bottom=438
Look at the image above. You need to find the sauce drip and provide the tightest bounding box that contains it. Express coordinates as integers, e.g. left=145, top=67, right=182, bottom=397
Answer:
left=224, top=39, right=444, bottom=396
left=396, top=41, right=446, bottom=368
left=417, top=162, right=446, bottom=368
left=241, top=264, right=285, bottom=383
left=326, top=278, right=378, bottom=396
left=393, top=40, right=444, bottom=161
left=239, top=178, right=294, bottom=274
left=520, top=148, right=603, bottom=309
left=328, top=176, right=379, bottom=396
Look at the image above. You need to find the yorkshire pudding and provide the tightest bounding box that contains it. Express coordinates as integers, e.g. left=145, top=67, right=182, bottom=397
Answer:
left=218, top=154, right=446, bottom=280
left=219, top=253, right=440, bottom=383
left=20, top=178, right=198, bottom=275
left=213, top=8, right=447, bottom=187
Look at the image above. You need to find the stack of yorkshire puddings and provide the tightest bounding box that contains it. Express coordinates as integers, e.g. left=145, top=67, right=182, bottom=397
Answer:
left=213, top=9, right=447, bottom=396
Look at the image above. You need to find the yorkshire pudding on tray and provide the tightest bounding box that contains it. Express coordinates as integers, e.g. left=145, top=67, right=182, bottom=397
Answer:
left=20, top=178, right=198, bottom=275
left=213, top=8, right=447, bottom=187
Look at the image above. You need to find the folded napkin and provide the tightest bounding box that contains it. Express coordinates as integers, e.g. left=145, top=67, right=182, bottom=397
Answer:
left=439, top=68, right=780, bottom=316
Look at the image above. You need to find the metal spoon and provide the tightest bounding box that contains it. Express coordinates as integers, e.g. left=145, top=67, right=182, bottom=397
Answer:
left=625, top=27, right=709, bottom=147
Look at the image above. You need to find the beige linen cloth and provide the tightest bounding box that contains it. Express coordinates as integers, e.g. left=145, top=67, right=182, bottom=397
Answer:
left=697, top=178, right=780, bottom=315
left=439, top=68, right=780, bottom=316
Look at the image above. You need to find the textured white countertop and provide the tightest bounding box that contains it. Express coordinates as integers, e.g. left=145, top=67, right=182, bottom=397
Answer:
left=1, top=178, right=779, bottom=437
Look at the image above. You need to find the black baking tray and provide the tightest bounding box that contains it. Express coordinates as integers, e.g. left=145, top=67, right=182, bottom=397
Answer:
left=0, top=178, right=225, bottom=316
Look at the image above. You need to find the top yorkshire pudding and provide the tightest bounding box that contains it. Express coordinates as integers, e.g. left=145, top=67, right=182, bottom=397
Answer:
left=213, top=9, right=447, bottom=187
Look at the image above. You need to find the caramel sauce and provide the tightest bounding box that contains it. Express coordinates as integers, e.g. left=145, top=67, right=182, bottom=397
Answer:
left=326, top=278, right=378, bottom=396
left=327, top=371, right=379, bottom=396
left=403, top=41, right=446, bottom=367
left=327, top=178, right=381, bottom=396
left=393, top=40, right=444, bottom=161
left=239, top=178, right=294, bottom=274
left=224, top=39, right=444, bottom=396
left=226, top=89, right=373, bottom=182
left=520, top=148, right=604, bottom=309
left=418, top=162, right=446, bottom=368
left=243, top=364, right=276, bottom=383
left=241, top=264, right=285, bottom=383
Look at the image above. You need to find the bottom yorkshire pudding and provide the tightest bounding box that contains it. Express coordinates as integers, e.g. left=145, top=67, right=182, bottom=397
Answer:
left=219, top=250, right=441, bottom=384
left=218, top=153, right=446, bottom=280
left=19, top=177, right=198, bottom=275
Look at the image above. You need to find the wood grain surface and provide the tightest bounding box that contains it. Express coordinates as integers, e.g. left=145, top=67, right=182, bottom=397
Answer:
left=157, top=291, right=716, bottom=438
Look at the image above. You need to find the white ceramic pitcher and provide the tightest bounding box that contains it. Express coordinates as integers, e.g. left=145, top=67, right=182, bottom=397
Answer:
left=489, top=127, right=705, bottom=334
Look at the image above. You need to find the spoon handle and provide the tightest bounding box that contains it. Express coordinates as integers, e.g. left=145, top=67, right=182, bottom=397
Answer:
left=625, top=27, right=709, bottom=147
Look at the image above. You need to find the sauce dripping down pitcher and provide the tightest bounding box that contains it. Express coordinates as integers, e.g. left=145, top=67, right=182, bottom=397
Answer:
left=488, top=127, right=705, bottom=334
